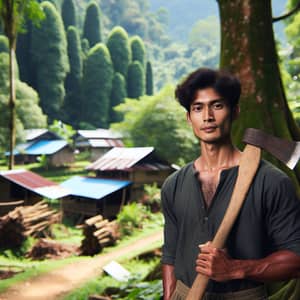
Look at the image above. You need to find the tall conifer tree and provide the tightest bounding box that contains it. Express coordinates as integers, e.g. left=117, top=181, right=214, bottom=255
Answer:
left=130, top=35, right=146, bottom=68
left=127, top=61, right=145, bottom=98
left=82, top=1, right=102, bottom=47
left=109, top=72, right=126, bottom=123
left=146, top=61, right=153, bottom=96
left=63, top=26, right=82, bottom=127
left=107, top=26, right=131, bottom=78
left=16, top=25, right=31, bottom=85
left=61, top=0, right=76, bottom=30
left=31, top=1, right=69, bottom=122
left=82, top=43, right=113, bottom=127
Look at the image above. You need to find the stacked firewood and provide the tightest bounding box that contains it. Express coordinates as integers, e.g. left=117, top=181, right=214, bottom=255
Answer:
left=80, top=215, right=119, bottom=255
left=0, top=201, right=60, bottom=248
left=0, top=211, right=25, bottom=248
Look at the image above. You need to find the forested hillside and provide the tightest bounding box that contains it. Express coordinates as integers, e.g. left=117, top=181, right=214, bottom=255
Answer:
left=149, top=0, right=287, bottom=41
left=0, top=0, right=298, bottom=159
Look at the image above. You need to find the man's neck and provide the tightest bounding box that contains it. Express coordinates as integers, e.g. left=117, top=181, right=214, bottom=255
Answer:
left=196, top=141, right=241, bottom=172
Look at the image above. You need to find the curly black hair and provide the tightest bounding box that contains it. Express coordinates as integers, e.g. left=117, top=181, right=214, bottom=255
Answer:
left=175, top=68, right=241, bottom=112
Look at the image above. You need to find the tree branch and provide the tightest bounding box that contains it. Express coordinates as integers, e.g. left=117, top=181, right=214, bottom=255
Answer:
left=273, top=1, right=300, bottom=23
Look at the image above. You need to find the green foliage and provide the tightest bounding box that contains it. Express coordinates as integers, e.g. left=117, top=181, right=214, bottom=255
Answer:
left=130, top=35, right=146, bottom=67
left=0, top=0, right=44, bottom=39
left=16, top=81, right=47, bottom=128
left=281, top=0, right=300, bottom=125
left=31, top=1, right=69, bottom=122
left=82, top=1, right=102, bottom=47
left=285, top=10, right=300, bottom=76
left=0, top=34, right=8, bottom=52
left=0, top=52, right=47, bottom=150
left=66, top=26, right=82, bottom=78
left=61, top=0, right=76, bottom=30
left=48, top=119, right=75, bottom=143
left=112, top=85, right=199, bottom=165
left=127, top=60, right=145, bottom=98
left=107, top=26, right=131, bottom=77
left=109, top=72, right=126, bottom=123
left=16, top=23, right=32, bottom=84
left=114, top=279, right=162, bottom=300
left=143, top=183, right=161, bottom=212
left=146, top=61, right=153, bottom=95
left=81, top=38, right=89, bottom=57
left=63, top=26, right=83, bottom=127
left=37, top=154, right=49, bottom=169
left=117, top=203, right=148, bottom=237
left=188, top=15, right=219, bottom=52
left=82, top=43, right=113, bottom=127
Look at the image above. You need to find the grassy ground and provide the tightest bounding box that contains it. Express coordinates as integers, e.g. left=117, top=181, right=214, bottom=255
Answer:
left=0, top=213, right=163, bottom=293
left=62, top=243, right=162, bottom=300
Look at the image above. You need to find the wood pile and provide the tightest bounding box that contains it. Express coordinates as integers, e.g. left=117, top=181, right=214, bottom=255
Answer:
left=80, top=215, right=119, bottom=255
left=0, top=201, right=60, bottom=249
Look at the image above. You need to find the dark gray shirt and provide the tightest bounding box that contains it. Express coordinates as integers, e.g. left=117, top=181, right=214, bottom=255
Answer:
left=161, top=160, right=300, bottom=292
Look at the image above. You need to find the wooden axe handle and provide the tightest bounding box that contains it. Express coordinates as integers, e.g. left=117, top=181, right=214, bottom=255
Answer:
left=186, top=144, right=261, bottom=300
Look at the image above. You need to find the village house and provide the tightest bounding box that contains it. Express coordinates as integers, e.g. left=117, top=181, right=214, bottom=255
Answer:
left=0, top=169, right=69, bottom=216
left=73, top=129, right=124, bottom=161
left=8, top=129, right=74, bottom=167
left=25, top=129, right=62, bottom=142
left=13, top=140, right=74, bottom=167
left=86, top=147, right=176, bottom=201
left=60, top=176, right=131, bottom=221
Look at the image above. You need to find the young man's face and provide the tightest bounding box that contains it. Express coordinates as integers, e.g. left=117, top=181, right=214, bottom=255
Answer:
left=187, top=87, right=238, bottom=144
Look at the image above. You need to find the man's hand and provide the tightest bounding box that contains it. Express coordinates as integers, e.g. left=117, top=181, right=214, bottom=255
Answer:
left=195, top=241, right=244, bottom=282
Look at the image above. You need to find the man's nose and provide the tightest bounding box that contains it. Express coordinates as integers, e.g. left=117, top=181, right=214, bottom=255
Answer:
left=203, top=106, right=214, bottom=122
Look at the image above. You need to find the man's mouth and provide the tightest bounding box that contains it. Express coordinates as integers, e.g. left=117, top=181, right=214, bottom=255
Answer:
left=201, top=126, right=218, bottom=133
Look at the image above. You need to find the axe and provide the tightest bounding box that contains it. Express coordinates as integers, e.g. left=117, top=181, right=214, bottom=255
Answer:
left=186, top=128, right=300, bottom=300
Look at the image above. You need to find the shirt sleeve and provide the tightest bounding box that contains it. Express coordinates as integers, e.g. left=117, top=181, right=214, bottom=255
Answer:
left=161, top=178, right=178, bottom=265
left=264, top=175, right=300, bottom=256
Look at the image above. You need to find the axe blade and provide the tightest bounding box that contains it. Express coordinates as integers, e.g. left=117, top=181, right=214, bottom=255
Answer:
left=243, top=128, right=300, bottom=169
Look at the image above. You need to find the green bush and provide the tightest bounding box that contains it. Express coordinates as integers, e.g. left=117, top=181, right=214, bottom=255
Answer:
left=142, top=183, right=161, bottom=212
left=117, top=203, right=148, bottom=236
left=116, top=279, right=162, bottom=300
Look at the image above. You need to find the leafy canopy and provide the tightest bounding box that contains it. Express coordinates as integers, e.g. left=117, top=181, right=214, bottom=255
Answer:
left=112, top=85, right=198, bottom=165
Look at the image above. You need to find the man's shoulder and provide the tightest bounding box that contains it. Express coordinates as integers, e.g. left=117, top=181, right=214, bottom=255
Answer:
left=257, top=159, right=294, bottom=188
left=258, top=160, right=290, bottom=179
left=162, top=162, right=194, bottom=191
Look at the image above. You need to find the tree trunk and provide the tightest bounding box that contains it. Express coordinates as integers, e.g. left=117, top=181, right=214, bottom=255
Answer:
left=8, top=43, right=16, bottom=170
left=217, top=1, right=300, bottom=298
left=217, top=0, right=300, bottom=189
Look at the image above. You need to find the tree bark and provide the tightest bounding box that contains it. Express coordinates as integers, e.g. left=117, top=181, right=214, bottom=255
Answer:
left=217, top=1, right=300, bottom=298
left=8, top=45, right=16, bottom=170
left=217, top=0, right=300, bottom=189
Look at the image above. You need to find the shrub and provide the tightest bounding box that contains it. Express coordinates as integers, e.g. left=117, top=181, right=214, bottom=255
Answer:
left=117, top=203, right=148, bottom=236
left=142, top=183, right=161, bottom=213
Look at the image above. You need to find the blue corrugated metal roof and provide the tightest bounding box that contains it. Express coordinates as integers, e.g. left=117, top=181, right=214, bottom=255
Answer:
left=25, top=140, right=68, bottom=155
left=60, top=176, right=131, bottom=200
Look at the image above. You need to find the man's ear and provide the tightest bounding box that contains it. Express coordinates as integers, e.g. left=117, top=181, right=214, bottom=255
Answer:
left=232, top=105, right=240, bottom=120
left=186, top=111, right=192, bottom=124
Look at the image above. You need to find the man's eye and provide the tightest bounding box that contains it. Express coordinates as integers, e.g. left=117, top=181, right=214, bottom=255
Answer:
left=213, top=103, right=223, bottom=109
left=192, top=106, right=202, bottom=112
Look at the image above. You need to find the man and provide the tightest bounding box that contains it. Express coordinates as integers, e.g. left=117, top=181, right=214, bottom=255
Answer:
left=161, top=68, right=300, bottom=300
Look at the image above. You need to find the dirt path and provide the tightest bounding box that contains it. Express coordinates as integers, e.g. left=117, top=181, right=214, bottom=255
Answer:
left=0, top=230, right=163, bottom=300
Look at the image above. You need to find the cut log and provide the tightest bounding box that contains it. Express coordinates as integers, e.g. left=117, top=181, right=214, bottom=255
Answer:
left=0, top=201, right=60, bottom=249
left=80, top=215, right=119, bottom=255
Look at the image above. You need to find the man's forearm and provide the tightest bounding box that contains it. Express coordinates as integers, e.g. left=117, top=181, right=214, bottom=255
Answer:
left=197, top=243, right=300, bottom=282
left=234, top=250, right=300, bottom=282
left=162, top=264, right=176, bottom=300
